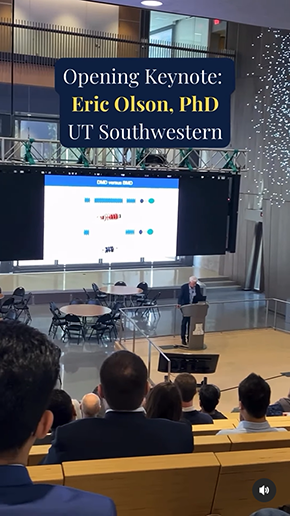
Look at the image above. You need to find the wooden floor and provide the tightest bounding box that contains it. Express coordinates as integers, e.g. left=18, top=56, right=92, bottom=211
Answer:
left=119, top=329, right=290, bottom=413
left=0, top=266, right=219, bottom=293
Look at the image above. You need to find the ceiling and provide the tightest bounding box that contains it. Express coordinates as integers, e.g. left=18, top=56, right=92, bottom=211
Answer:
left=90, top=0, right=290, bottom=30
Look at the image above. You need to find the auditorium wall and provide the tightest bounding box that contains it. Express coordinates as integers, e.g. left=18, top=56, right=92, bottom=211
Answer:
left=220, top=22, right=290, bottom=299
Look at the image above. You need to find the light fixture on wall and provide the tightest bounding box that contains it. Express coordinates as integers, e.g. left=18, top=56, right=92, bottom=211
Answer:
left=141, top=0, right=163, bottom=6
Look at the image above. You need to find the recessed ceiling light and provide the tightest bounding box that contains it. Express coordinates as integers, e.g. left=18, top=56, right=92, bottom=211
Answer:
left=141, top=1, right=163, bottom=6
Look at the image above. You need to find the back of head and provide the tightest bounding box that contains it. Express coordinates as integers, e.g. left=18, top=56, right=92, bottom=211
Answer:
left=81, top=393, right=101, bottom=418
left=145, top=382, right=182, bottom=421
left=199, top=384, right=221, bottom=413
left=48, top=389, right=73, bottom=430
left=0, top=321, right=60, bottom=456
left=238, top=373, right=270, bottom=419
left=72, top=399, right=82, bottom=420
left=174, top=373, right=197, bottom=403
left=100, top=350, right=147, bottom=410
left=250, top=510, right=287, bottom=516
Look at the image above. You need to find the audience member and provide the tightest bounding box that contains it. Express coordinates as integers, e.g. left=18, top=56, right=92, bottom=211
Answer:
left=267, top=387, right=290, bottom=416
left=145, top=382, right=182, bottom=421
left=92, top=386, right=106, bottom=417
left=72, top=399, right=82, bottom=420
left=49, top=389, right=75, bottom=432
left=199, top=384, right=227, bottom=419
left=250, top=510, right=287, bottom=516
left=36, top=389, right=75, bottom=445
left=81, top=393, right=101, bottom=418
left=218, top=373, right=286, bottom=435
left=44, top=350, right=193, bottom=463
left=174, top=373, right=213, bottom=425
left=0, top=321, right=116, bottom=516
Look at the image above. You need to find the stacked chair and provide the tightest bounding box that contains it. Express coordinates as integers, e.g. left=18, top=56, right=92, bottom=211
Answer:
left=91, top=283, right=108, bottom=306
left=0, top=287, right=32, bottom=324
left=48, top=302, right=67, bottom=339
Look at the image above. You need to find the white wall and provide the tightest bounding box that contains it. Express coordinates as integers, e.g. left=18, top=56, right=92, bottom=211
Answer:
left=14, top=0, right=119, bottom=58
left=15, top=0, right=119, bottom=33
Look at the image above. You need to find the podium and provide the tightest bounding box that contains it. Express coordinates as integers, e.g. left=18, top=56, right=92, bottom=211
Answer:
left=181, top=302, right=209, bottom=350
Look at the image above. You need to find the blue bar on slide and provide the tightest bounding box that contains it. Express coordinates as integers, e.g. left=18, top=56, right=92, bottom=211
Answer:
left=94, top=198, right=123, bottom=203
left=84, top=230, right=89, bottom=235
left=84, top=198, right=90, bottom=203
left=126, top=199, right=136, bottom=203
left=125, top=230, right=135, bottom=235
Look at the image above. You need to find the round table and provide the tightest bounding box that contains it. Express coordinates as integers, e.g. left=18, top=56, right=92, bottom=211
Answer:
left=100, top=286, right=143, bottom=296
left=60, top=304, right=111, bottom=317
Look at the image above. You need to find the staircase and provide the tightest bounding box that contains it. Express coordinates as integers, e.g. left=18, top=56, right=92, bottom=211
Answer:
left=202, top=276, right=242, bottom=296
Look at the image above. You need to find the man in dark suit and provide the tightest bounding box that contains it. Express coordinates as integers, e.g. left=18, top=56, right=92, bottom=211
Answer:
left=175, top=373, right=213, bottom=425
left=44, top=350, right=193, bottom=464
left=178, top=276, right=206, bottom=345
left=0, top=321, right=115, bottom=516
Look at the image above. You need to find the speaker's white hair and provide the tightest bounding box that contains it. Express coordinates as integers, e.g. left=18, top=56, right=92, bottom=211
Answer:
left=189, top=276, right=198, bottom=282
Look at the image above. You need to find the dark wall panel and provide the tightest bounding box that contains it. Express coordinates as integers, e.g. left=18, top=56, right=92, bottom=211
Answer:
left=0, top=84, right=59, bottom=115
left=0, top=173, right=44, bottom=260
left=177, top=176, right=229, bottom=256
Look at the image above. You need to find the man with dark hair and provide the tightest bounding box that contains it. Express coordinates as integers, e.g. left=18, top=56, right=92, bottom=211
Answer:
left=44, top=350, right=193, bottom=464
left=174, top=373, right=213, bottom=425
left=218, top=373, right=286, bottom=434
left=49, top=389, right=75, bottom=431
left=0, top=321, right=115, bottom=515
left=199, top=384, right=227, bottom=420
left=36, top=389, right=75, bottom=445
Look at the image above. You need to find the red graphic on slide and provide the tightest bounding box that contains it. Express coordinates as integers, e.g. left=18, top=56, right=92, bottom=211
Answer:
left=99, top=213, right=121, bottom=221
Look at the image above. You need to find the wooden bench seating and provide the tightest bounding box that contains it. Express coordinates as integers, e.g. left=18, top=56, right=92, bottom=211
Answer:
left=28, top=444, right=50, bottom=466
left=26, top=447, right=290, bottom=516
left=192, top=419, right=237, bottom=436
left=194, top=435, right=231, bottom=452
left=27, top=417, right=290, bottom=465
left=28, top=465, right=63, bottom=485
left=63, top=453, right=220, bottom=516
left=213, top=448, right=290, bottom=516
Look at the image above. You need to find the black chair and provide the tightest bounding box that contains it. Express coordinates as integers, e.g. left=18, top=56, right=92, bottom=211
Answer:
left=92, top=283, right=108, bottom=306
left=13, top=287, right=25, bottom=307
left=133, top=282, right=149, bottom=309
left=110, top=301, right=124, bottom=334
left=114, top=281, right=127, bottom=286
left=15, top=293, right=32, bottom=324
left=3, top=308, right=17, bottom=321
left=0, top=297, right=15, bottom=318
left=90, top=313, right=116, bottom=341
left=70, top=298, right=84, bottom=305
left=141, top=292, right=161, bottom=318
left=48, top=302, right=67, bottom=339
left=62, top=314, right=85, bottom=344
left=83, top=288, right=100, bottom=305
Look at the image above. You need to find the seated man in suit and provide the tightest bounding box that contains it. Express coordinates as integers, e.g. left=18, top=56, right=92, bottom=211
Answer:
left=44, top=350, right=193, bottom=464
left=175, top=373, right=213, bottom=425
left=217, top=373, right=286, bottom=435
left=0, top=321, right=115, bottom=516
left=177, top=276, right=206, bottom=345
left=199, top=384, right=227, bottom=420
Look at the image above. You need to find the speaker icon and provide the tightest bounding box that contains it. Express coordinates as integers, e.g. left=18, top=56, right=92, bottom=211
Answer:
left=259, top=485, right=270, bottom=496
left=253, top=478, right=276, bottom=502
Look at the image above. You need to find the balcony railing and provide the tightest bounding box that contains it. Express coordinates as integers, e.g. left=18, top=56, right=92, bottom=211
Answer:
left=0, top=19, right=235, bottom=64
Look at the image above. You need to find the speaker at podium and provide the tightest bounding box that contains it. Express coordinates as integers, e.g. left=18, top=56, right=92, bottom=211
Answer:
left=181, top=301, right=209, bottom=350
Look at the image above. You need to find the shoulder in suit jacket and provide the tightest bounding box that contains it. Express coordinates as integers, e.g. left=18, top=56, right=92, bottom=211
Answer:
left=43, top=411, right=194, bottom=464
left=178, top=283, right=205, bottom=306
left=0, top=465, right=116, bottom=516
